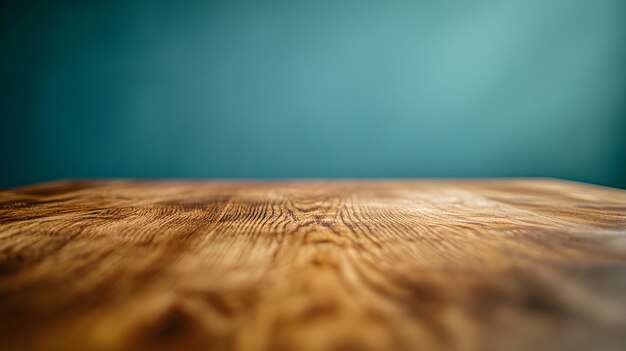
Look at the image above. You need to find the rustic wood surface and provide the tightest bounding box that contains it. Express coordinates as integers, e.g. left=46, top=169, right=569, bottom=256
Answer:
left=0, top=179, right=625, bottom=351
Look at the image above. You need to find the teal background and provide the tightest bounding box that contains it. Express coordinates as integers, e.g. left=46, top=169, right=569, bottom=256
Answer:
left=2, top=0, right=625, bottom=188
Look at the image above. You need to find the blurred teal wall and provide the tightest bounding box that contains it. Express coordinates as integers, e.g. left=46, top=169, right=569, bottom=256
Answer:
left=2, top=0, right=625, bottom=188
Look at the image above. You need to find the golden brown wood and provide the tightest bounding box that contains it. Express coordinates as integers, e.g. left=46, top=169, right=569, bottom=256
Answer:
left=0, top=179, right=625, bottom=351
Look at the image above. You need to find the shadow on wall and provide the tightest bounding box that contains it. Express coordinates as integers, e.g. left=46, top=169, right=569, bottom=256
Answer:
left=1, top=0, right=625, bottom=188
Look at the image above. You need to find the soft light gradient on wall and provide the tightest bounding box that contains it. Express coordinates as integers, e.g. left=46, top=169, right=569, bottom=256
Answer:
left=2, top=0, right=625, bottom=188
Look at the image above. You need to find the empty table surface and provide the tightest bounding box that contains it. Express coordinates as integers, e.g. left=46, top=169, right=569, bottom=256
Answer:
left=0, top=179, right=625, bottom=351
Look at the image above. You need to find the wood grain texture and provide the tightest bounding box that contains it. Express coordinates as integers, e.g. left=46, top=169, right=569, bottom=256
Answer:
left=0, top=179, right=625, bottom=351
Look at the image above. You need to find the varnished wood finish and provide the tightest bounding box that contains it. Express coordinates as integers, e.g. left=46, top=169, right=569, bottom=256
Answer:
left=0, top=179, right=625, bottom=351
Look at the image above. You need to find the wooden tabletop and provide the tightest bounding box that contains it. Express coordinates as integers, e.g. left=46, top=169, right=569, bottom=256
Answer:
left=0, top=179, right=625, bottom=351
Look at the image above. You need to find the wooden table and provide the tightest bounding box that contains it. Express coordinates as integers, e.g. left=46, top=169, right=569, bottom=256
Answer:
left=0, top=179, right=625, bottom=351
